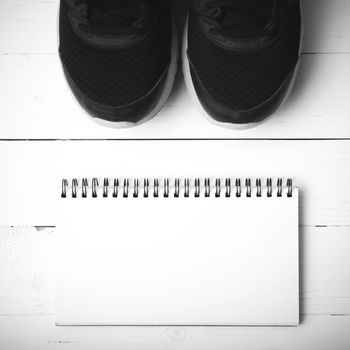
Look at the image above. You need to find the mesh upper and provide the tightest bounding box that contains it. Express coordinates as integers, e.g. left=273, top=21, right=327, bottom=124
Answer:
left=188, top=2, right=301, bottom=111
left=59, top=1, right=171, bottom=107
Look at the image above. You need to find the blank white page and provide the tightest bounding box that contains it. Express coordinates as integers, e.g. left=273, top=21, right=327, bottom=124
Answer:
left=56, top=188, right=299, bottom=326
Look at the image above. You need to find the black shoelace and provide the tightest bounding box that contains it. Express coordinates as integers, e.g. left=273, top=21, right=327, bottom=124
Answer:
left=87, top=0, right=152, bottom=35
left=203, top=0, right=284, bottom=38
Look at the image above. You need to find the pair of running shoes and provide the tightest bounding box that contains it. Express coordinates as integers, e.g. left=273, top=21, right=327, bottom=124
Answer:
left=59, top=0, right=302, bottom=129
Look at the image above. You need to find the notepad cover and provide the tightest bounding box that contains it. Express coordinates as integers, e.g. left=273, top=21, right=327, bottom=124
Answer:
left=56, top=190, right=299, bottom=326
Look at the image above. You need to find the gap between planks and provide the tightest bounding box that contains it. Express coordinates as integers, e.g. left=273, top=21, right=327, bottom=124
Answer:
left=2, top=139, right=350, bottom=142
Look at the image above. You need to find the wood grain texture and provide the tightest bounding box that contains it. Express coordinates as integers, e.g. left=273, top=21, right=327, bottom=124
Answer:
left=0, top=0, right=350, bottom=347
left=0, top=314, right=350, bottom=350
left=0, top=0, right=349, bottom=55
left=0, top=0, right=350, bottom=140
left=1, top=226, right=350, bottom=317
left=0, top=54, right=349, bottom=139
left=1, top=141, right=350, bottom=226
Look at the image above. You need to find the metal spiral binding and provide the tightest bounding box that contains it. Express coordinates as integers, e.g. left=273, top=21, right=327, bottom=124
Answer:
left=225, top=178, right=231, bottom=198
left=246, top=178, right=252, bottom=197
left=82, top=178, right=88, bottom=198
left=71, top=179, right=78, bottom=198
left=195, top=179, right=200, bottom=198
left=92, top=178, right=99, bottom=198
left=236, top=179, right=241, bottom=197
left=204, top=178, right=211, bottom=197
left=267, top=178, right=273, bottom=197
left=215, top=179, right=221, bottom=198
left=61, top=179, right=68, bottom=198
left=143, top=179, right=149, bottom=198
left=174, top=179, right=180, bottom=198
left=61, top=178, right=294, bottom=199
left=164, top=179, right=170, bottom=198
left=184, top=179, right=190, bottom=198
left=287, top=178, right=293, bottom=198
left=256, top=179, right=262, bottom=197
left=277, top=178, right=283, bottom=197
left=113, top=179, right=119, bottom=198
left=154, top=179, right=159, bottom=198
left=133, top=179, right=139, bottom=198
left=123, top=179, right=129, bottom=198
left=103, top=178, right=109, bottom=198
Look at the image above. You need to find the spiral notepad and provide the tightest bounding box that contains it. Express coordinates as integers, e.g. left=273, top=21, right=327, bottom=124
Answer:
left=56, top=177, right=299, bottom=326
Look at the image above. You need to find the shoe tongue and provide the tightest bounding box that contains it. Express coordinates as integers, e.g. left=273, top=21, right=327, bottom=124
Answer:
left=226, top=0, right=271, bottom=12
left=88, top=0, right=139, bottom=13
left=218, top=0, right=278, bottom=40
left=87, top=0, right=144, bottom=28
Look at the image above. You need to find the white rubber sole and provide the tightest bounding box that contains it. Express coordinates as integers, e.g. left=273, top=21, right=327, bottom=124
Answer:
left=182, top=4, right=304, bottom=131
left=58, top=6, right=179, bottom=129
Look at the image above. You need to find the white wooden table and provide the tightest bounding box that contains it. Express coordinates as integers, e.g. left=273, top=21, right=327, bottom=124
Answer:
left=1, top=0, right=350, bottom=349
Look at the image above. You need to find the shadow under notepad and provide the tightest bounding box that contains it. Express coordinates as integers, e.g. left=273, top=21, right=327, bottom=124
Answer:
left=298, top=190, right=306, bottom=325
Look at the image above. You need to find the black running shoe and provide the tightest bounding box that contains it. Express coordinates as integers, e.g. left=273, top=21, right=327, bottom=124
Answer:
left=59, top=0, right=177, bottom=127
left=183, top=0, right=302, bottom=128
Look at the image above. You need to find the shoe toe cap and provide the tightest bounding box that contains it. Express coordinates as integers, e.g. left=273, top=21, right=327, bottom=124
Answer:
left=190, top=64, right=298, bottom=126
left=62, top=63, right=170, bottom=124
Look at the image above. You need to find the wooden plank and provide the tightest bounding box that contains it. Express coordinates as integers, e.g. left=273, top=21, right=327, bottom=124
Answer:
left=302, top=0, right=350, bottom=53
left=0, top=0, right=58, bottom=55
left=0, top=314, right=349, bottom=350
left=300, top=226, right=350, bottom=315
left=0, top=0, right=349, bottom=54
left=0, top=227, right=55, bottom=316
left=1, top=226, right=350, bottom=317
left=0, top=140, right=350, bottom=225
left=0, top=54, right=350, bottom=140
